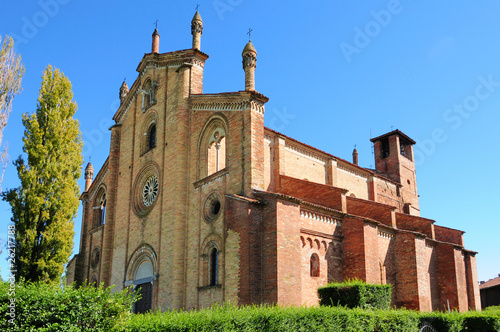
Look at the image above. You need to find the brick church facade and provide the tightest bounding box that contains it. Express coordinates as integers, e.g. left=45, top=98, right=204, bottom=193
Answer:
left=66, top=12, right=480, bottom=312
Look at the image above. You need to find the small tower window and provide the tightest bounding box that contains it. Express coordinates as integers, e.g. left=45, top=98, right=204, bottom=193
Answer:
left=310, top=253, right=320, bottom=277
left=400, top=142, right=406, bottom=157
left=148, top=124, right=156, bottom=150
left=400, top=140, right=413, bottom=161
left=381, top=138, right=390, bottom=158
left=210, top=248, right=218, bottom=286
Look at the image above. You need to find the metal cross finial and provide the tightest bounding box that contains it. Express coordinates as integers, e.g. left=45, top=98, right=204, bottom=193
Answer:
left=390, top=125, right=394, bottom=131
left=89, top=156, right=92, bottom=163
left=247, top=28, right=253, bottom=41
left=154, top=19, right=159, bottom=29
left=354, top=144, right=357, bottom=149
left=195, top=4, right=200, bottom=11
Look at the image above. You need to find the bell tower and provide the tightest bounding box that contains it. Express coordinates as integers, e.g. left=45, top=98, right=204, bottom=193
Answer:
left=371, top=129, right=419, bottom=215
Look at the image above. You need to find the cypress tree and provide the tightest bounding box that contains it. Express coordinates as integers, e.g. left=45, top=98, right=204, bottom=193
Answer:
left=2, top=65, right=83, bottom=283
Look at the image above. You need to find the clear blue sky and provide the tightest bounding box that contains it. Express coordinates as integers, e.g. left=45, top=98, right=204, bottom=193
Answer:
left=1, top=1, right=499, bottom=283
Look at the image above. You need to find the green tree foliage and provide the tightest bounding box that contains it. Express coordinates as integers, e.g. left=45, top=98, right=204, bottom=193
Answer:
left=0, top=35, right=25, bottom=190
left=2, top=65, right=83, bottom=283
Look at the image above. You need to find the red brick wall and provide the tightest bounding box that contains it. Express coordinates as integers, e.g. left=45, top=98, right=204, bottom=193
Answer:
left=363, top=222, right=380, bottom=284
left=414, top=236, right=432, bottom=311
left=299, top=210, right=343, bottom=305
left=454, top=248, right=469, bottom=312
left=259, top=195, right=279, bottom=304
left=100, top=124, right=121, bottom=287
left=225, top=195, right=263, bottom=305
left=377, top=230, right=396, bottom=305
left=275, top=199, right=302, bottom=305
left=435, top=242, right=459, bottom=311
left=279, top=175, right=344, bottom=211
left=434, top=225, right=463, bottom=246
left=342, top=216, right=366, bottom=281
left=465, top=253, right=481, bottom=310
left=396, top=213, right=434, bottom=238
left=346, top=196, right=393, bottom=227
left=394, top=232, right=420, bottom=310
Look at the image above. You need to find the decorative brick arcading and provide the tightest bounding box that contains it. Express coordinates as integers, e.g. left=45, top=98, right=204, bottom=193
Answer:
left=300, top=209, right=342, bottom=226
left=285, top=142, right=327, bottom=164
left=377, top=229, right=394, bottom=239
left=338, top=163, right=369, bottom=179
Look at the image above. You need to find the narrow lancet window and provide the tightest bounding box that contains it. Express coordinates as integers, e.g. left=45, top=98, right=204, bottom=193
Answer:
left=210, top=248, right=218, bottom=286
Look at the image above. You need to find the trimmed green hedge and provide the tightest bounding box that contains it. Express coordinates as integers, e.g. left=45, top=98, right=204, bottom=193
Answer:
left=0, top=280, right=135, bottom=332
left=419, top=308, right=500, bottom=332
left=127, top=305, right=500, bottom=332
left=1, top=280, right=500, bottom=331
left=127, top=305, right=420, bottom=332
left=318, top=280, right=392, bottom=310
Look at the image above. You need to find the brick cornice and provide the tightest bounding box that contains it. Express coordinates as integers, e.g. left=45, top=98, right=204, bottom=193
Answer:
left=193, top=168, right=229, bottom=189
left=190, top=91, right=268, bottom=114
left=300, top=228, right=342, bottom=240
left=136, top=49, right=208, bottom=74
left=225, top=194, right=262, bottom=205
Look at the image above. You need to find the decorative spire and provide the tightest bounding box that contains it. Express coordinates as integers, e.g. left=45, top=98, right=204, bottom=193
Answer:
left=152, top=21, right=160, bottom=54
left=119, top=79, right=129, bottom=104
left=242, top=35, right=257, bottom=91
left=84, top=161, right=94, bottom=192
left=353, top=145, right=359, bottom=166
left=191, top=10, right=203, bottom=50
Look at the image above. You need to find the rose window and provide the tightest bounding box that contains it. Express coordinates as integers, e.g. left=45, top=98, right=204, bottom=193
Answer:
left=142, top=175, right=159, bottom=207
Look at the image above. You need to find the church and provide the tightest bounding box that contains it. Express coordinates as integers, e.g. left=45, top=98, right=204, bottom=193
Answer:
left=66, top=11, right=480, bottom=313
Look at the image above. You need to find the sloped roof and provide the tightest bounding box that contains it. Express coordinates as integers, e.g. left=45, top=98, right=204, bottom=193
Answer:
left=480, top=275, right=500, bottom=290
left=370, top=129, right=416, bottom=145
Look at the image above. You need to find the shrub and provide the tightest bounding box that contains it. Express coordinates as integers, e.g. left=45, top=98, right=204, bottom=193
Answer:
left=376, top=310, right=419, bottom=332
left=420, top=310, right=500, bottom=332
left=0, top=280, right=135, bottom=332
left=462, top=310, right=500, bottom=332
left=318, top=280, right=392, bottom=310
left=485, top=305, right=500, bottom=312
left=419, top=311, right=464, bottom=332
left=127, top=305, right=380, bottom=332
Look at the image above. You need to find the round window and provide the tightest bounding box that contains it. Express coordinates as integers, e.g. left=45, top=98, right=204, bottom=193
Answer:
left=133, top=164, right=160, bottom=216
left=204, top=193, right=222, bottom=222
left=142, top=175, right=159, bottom=207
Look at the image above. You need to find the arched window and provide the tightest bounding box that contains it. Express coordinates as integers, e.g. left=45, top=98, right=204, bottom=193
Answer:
left=142, top=79, right=157, bottom=111
left=99, top=193, right=106, bottom=225
left=310, top=253, right=320, bottom=277
left=207, top=130, right=226, bottom=176
left=148, top=124, right=156, bottom=150
left=94, top=189, right=106, bottom=227
left=210, top=248, right=218, bottom=286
